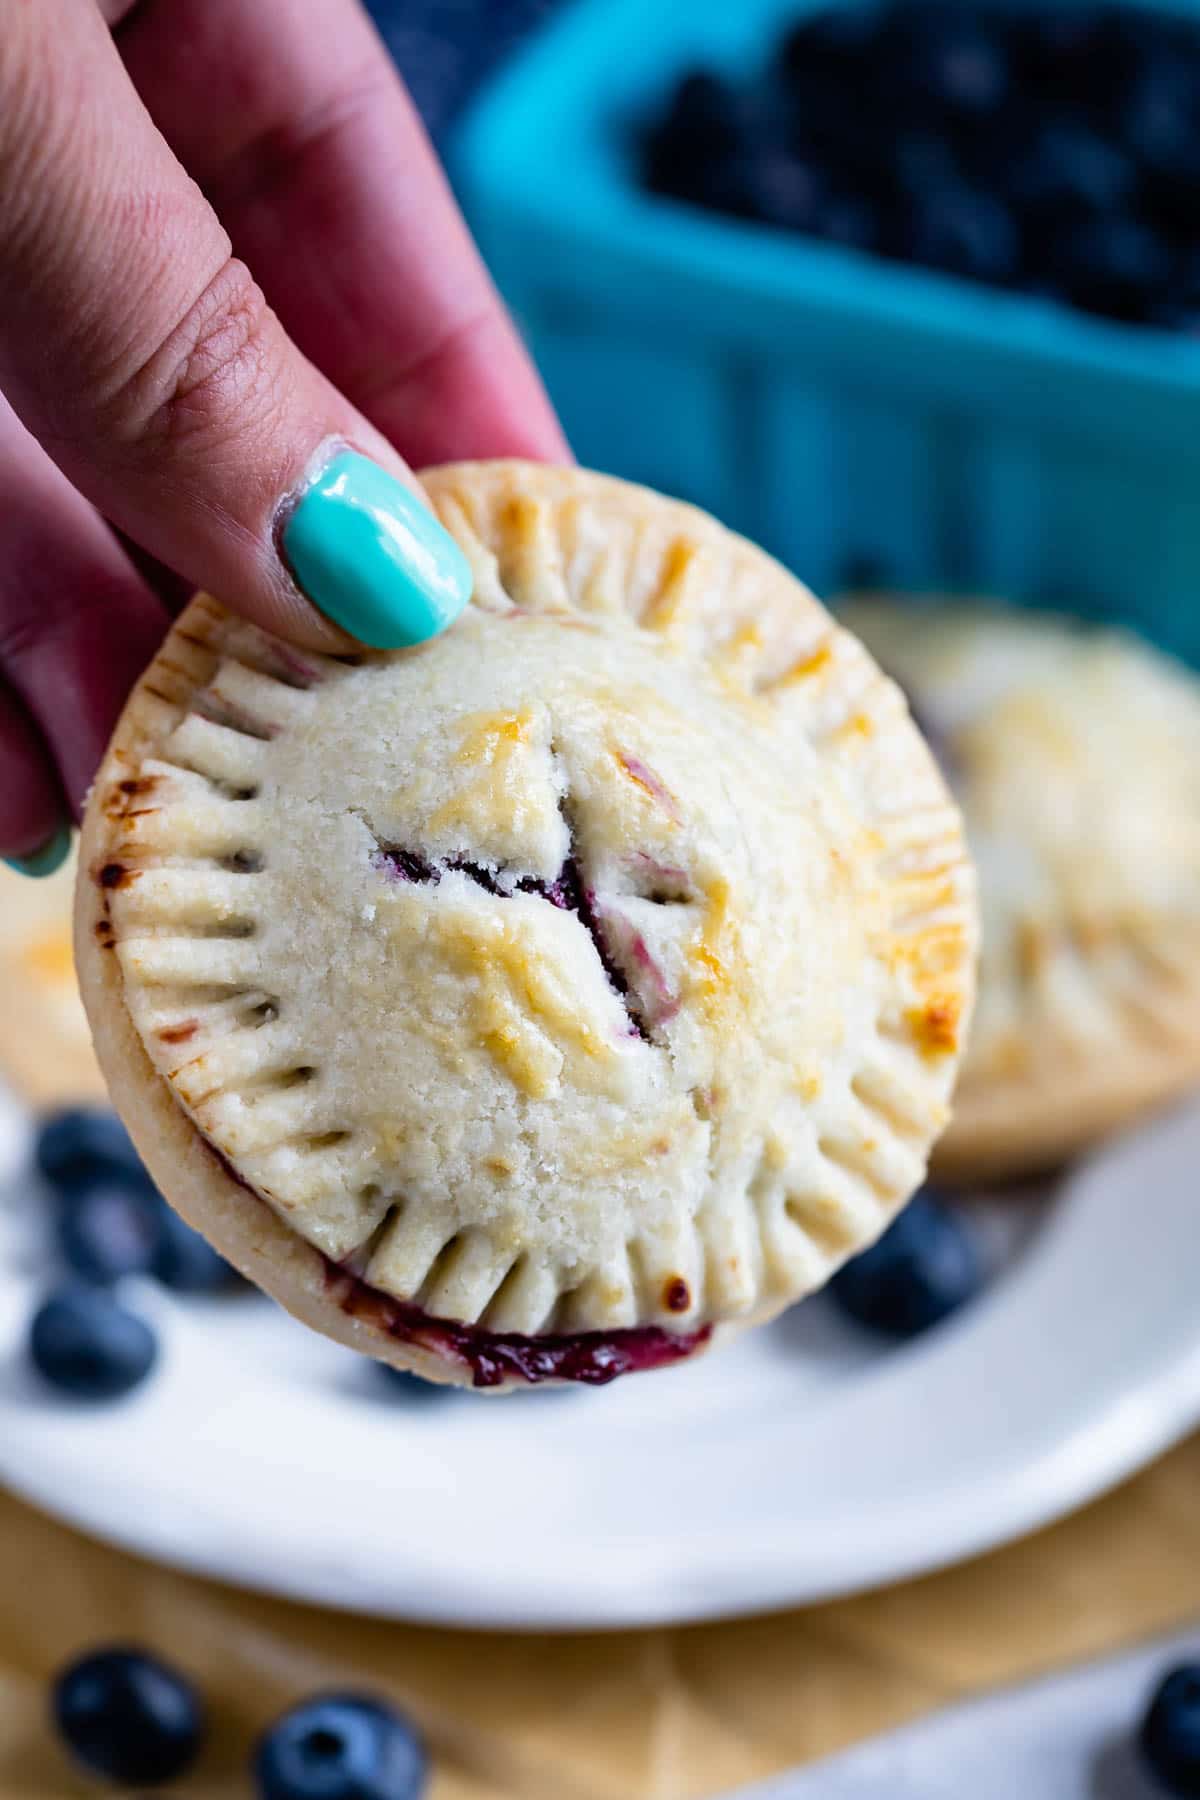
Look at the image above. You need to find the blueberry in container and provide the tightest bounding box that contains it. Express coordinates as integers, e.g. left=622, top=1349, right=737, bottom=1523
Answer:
left=452, top=0, right=1200, bottom=663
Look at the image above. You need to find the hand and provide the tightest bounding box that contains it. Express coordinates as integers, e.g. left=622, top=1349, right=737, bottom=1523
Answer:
left=0, top=0, right=567, bottom=873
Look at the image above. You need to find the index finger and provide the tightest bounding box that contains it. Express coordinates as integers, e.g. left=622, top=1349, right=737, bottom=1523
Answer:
left=116, top=0, right=570, bottom=469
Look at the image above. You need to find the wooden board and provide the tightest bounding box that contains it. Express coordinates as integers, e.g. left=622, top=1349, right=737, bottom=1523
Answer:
left=2, top=861, right=1197, bottom=1798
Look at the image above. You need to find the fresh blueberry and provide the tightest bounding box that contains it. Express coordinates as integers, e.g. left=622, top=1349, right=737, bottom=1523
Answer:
left=654, top=68, right=750, bottom=160
left=1019, top=7, right=1148, bottom=100
left=1140, top=1664, right=1200, bottom=1797
left=1147, top=300, right=1200, bottom=336
left=642, top=70, right=750, bottom=208
left=30, top=1285, right=158, bottom=1399
left=742, top=145, right=826, bottom=232
left=893, top=130, right=964, bottom=200
left=813, top=191, right=880, bottom=252
left=255, top=1694, right=427, bottom=1800
left=151, top=1205, right=242, bottom=1293
left=884, top=4, right=1012, bottom=120
left=36, top=1107, right=145, bottom=1197
left=53, top=1647, right=204, bottom=1785
left=1121, top=56, right=1200, bottom=178
left=56, top=1181, right=161, bottom=1284
left=830, top=1190, right=981, bottom=1338
left=899, top=183, right=1019, bottom=286
left=779, top=5, right=879, bottom=84
left=1053, top=214, right=1174, bottom=323
left=374, top=1364, right=450, bottom=1403
left=1007, top=122, right=1136, bottom=221
left=1150, top=249, right=1200, bottom=334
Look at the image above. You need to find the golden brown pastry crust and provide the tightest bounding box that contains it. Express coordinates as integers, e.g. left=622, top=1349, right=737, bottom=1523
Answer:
left=76, top=466, right=975, bottom=1386
left=843, top=598, right=1200, bottom=1181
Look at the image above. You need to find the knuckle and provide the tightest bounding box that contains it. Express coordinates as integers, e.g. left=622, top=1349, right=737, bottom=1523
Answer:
left=101, top=258, right=284, bottom=455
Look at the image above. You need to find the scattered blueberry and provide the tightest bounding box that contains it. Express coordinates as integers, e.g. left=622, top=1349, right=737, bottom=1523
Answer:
left=830, top=1190, right=981, bottom=1338
left=53, top=1647, right=204, bottom=1785
left=36, top=1107, right=145, bottom=1196
left=1140, top=1664, right=1200, bottom=1797
left=56, top=1181, right=161, bottom=1285
left=151, top=1205, right=242, bottom=1293
left=30, top=1285, right=158, bottom=1399
left=374, top=1364, right=450, bottom=1403
left=255, top=1694, right=428, bottom=1800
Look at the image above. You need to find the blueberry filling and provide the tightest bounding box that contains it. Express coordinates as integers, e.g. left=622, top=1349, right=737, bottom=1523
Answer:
left=206, top=1143, right=709, bottom=1388
left=373, top=841, right=653, bottom=1043
left=324, top=1260, right=711, bottom=1389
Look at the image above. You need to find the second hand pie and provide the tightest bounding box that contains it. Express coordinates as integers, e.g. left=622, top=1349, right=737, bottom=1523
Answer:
left=75, top=463, right=977, bottom=1390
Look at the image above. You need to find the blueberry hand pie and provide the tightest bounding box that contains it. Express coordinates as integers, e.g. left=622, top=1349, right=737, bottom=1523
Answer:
left=843, top=599, right=1200, bottom=1181
left=76, top=465, right=974, bottom=1388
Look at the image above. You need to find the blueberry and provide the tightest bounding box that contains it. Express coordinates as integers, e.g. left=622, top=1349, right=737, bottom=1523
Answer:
left=830, top=1190, right=981, bottom=1338
left=1140, top=1664, right=1200, bottom=1797
left=1020, top=7, right=1147, bottom=99
left=1053, top=214, right=1173, bottom=323
left=899, top=183, right=1019, bottom=286
left=30, top=1285, right=158, bottom=1399
left=1121, top=57, right=1200, bottom=177
left=57, top=1181, right=160, bottom=1284
left=779, top=5, right=879, bottom=84
left=642, top=70, right=749, bottom=208
left=813, top=191, right=879, bottom=253
left=893, top=131, right=964, bottom=200
left=1007, top=122, right=1136, bottom=221
left=255, top=1694, right=427, bottom=1800
left=53, top=1647, right=204, bottom=1784
left=1148, top=300, right=1200, bottom=337
left=1151, top=249, right=1200, bottom=334
left=36, top=1107, right=145, bottom=1196
left=884, top=4, right=1012, bottom=120
left=742, top=145, right=826, bottom=232
left=375, top=1364, right=450, bottom=1402
left=151, top=1205, right=242, bottom=1293
left=654, top=68, right=750, bottom=160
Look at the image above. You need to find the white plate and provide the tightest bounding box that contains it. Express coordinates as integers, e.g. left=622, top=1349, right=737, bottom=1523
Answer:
left=2, top=1100, right=1199, bottom=1631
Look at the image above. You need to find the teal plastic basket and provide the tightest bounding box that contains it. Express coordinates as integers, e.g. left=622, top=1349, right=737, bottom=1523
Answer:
left=452, top=0, right=1200, bottom=659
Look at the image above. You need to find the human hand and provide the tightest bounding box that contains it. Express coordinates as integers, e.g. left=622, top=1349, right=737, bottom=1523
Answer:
left=0, top=0, right=567, bottom=874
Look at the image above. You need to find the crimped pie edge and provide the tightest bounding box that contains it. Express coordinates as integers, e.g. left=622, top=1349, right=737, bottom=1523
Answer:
left=76, top=464, right=976, bottom=1384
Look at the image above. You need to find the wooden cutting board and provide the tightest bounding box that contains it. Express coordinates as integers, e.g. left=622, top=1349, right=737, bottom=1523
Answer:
left=2, top=859, right=1198, bottom=1799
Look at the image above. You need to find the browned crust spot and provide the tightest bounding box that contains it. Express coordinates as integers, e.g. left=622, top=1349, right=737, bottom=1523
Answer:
left=663, top=1276, right=691, bottom=1313
left=157, top=1021, right=199, bottom=1046
left=909, top=996, right=961, bottom=1057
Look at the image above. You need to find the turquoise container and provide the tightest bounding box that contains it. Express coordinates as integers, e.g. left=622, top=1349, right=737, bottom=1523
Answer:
left=452, top=0, right=1200, bottom=660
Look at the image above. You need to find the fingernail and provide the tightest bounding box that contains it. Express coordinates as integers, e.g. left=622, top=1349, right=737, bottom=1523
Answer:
left=4, top=823, right=72, bottom=879
left=282, top=451, right=472, bottom=648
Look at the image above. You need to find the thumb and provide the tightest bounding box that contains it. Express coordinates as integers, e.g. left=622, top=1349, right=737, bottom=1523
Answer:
left=0, top=0, right=470, bottom=652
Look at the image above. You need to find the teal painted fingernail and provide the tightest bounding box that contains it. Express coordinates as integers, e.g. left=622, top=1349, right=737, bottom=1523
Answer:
left=4, top=822, right=71, bottom=879
left=283, top=451, right=472, bottom=648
